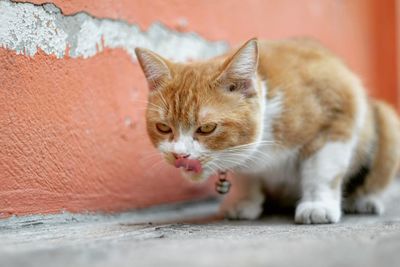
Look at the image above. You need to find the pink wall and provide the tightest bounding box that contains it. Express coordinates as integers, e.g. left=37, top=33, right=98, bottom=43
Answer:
left=0, top=48, right=212, bottom=216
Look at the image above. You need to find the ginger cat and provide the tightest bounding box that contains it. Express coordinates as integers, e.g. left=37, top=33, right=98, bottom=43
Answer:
left=135, top=38, right=400, bottom=224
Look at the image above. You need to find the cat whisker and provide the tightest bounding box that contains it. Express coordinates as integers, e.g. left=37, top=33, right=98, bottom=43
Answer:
left=144, top=159, right=167, bottom=176
left=139, top=153, right=163, bottom=164
left=215, top=154, right=258, bottom=169
left=140, top=151, right=162, bottom=158
left=210, top=155, right=241, bottom=170
left=219, top=140, right=280, bottom=152
left=225, top=151, right=275, bottom=165
left=214, top=158, right=243, bottom=170
left=211, top=148, right=276, bottom=171
left=207, top=161, right=226, bottom=174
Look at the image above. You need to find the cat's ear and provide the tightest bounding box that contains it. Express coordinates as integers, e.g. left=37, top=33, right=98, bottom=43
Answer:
left=218, top=38, right=259, bottom=96
left=135, top=47, right=172, bottom=91
left=220, top=38, right=259, bottom=80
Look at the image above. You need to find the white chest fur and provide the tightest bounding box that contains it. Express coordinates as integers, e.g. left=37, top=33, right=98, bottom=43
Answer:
left=238, top=146, right=302, bottom=203
left=234, top=82, right=302, bottom=202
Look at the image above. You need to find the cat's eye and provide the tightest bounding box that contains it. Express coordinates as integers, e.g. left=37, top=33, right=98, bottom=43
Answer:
left=196, top=123, right=217, bottom=135
left=226, top=81, right=250, bottom=93
left=229, top=84, right=237, bottom=92
left=156, top=123, right=172, bottom=134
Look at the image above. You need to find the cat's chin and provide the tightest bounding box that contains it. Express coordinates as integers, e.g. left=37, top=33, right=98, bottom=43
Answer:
left=180, top=169, right=211, bottom=183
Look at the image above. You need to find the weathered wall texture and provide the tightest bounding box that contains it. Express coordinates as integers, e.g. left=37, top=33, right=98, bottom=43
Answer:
left=0, top=0, right=226, bottom=217
left=0, top=0, right=399, bottom=216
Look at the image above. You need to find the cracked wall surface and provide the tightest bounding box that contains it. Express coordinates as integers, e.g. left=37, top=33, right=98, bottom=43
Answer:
left=0, top=0, right=398, bottom=216
left=0, top=0, right=227, bottom=60
left=0, top=0, right=229, bottom=217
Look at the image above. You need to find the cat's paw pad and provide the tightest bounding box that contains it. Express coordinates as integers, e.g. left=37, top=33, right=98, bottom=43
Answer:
left=295, top=201, right=341, bottom=224
left=343, top=196, right=384, bottom=215
left=224, top=199, right=263, bottom=220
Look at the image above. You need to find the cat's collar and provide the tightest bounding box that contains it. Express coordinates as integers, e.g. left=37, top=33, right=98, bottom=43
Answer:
left=215, top=171, right=231, bottom=194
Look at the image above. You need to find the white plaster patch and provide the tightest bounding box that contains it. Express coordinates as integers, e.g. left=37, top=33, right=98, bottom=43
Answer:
left=0, top=0, right=228, bottom=61
left=0, top=0, right=68, bottom=57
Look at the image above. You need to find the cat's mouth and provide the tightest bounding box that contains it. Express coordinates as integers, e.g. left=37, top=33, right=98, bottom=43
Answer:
left=173, top=158, right=212, bottom=182
left=174, top=158, right=203, bottom=174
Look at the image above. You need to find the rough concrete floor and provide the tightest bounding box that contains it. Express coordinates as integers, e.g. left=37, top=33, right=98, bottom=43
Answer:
left=1, top=183, right=400, bottom=267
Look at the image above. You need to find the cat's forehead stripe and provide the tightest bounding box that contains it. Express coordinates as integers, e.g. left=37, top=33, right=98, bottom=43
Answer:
left=166, top=72, right=203, bottom=129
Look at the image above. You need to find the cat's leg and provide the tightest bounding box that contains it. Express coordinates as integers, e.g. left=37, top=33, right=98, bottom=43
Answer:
left=343, top=194, right=385, bottom=215
left=341, top=166, right=386, bottom=215
left=295, top=141, right=354, bottom=224
left=343, top=101, right=400, bottom=215
left=220, top=174, right=264, bottom=220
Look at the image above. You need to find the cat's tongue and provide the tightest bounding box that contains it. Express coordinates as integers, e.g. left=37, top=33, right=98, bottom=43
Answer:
left=174, top=158, right=202, bottom=173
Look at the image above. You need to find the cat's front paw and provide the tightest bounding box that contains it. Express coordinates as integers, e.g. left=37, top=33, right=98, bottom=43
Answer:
left=223, top=199, right=263, bottom=220
left=295, top=201, right=341, bottom=224
left=343, top=196, right=384, bottom=215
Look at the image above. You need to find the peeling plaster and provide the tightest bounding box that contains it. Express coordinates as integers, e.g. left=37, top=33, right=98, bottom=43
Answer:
left=0, top=0, right=228, bottom=61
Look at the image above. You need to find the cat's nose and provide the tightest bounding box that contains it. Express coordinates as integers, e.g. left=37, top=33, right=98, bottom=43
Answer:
left=172, top=153, right=190, bottom=159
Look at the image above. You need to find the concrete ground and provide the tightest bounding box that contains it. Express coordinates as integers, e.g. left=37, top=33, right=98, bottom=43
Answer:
left=1, top=183, right=400, bottom=267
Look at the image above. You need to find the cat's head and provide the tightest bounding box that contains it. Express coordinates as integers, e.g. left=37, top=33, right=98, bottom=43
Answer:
left=135, top=39, right=264, bottom=182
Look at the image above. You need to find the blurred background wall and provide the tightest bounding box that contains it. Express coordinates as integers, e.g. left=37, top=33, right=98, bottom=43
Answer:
left=0, top=0, right=399, bottom=216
